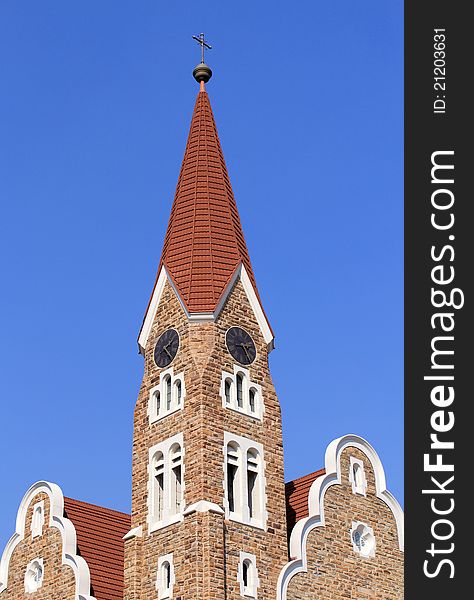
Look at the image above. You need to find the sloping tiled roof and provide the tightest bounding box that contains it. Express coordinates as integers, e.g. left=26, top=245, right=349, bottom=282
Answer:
left=61, top=470, right=321, bottom=596
left=285, top=468, right=326, bottom=537
left=63, top=497, right=130, bottom=600
left=157, top=83, right=258, bottom=313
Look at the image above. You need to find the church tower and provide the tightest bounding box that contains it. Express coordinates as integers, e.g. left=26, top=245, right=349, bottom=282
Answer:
left=124, top=53, right=288, bottom=599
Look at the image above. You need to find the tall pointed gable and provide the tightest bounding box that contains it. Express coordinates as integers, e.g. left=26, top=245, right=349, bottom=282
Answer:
left=138, top=63, right=274, bottom=354
left=159, top=81, right=257, bottom=313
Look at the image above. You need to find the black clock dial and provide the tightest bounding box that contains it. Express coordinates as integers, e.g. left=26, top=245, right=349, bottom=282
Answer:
left=154, top=329, right=180, bottom=368
left=225, top=327, right=256, bottom=365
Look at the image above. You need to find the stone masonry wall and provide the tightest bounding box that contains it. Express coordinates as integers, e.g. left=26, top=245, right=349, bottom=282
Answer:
left=125, top=277, right=288, bottom=599
left=1, top=492, right=77, bottom=600
left=284, top=446, right=403, bottom=599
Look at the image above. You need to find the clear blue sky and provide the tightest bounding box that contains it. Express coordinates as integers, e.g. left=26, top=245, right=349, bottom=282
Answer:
left=0, top=1, right=403, bottom=549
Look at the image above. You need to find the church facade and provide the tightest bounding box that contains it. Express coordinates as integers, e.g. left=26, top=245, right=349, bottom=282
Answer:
left=0, top=60, right=403, bottom=599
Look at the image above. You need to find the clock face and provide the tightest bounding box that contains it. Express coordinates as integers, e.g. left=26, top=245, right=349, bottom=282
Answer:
left=225, top=327, right=256, bottom=365
left=154, top=329, right=180, bottom=368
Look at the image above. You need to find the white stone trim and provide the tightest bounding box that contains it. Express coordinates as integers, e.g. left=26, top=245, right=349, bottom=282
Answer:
left=24, top=557, right=44, bottom=593
left=122, top=525, right=143, bottom=541
left=30, top=501, right=45, bottom=538
left=148, top=367, right=186, bottom=424
left=349, top=456, right=367, bottom=496
left=223, top=432, right=267, bottom=530
left=156, top=553, right=175, bottom=600
left=276, top=434, right=404, bottom=600
left=350, top=521, right=376, bottom=558
left=183, top=500, right=224, bottom=516
left=237, top=551, right=260, bottom=598
left=138, top=266, right=168, bottom=354
left=147, top=433, right=185, bottom=533
left=220, top=365, right=264, bottom=421
left=138, top=264, right=274, bottom=354
left=0, top=481, right=96, bottom=599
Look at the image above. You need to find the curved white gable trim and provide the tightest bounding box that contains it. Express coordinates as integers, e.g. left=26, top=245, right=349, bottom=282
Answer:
left=276, top=434, right=404, bottom=600
left=138, top=264, right=274, bottom=355
left=0, top=481, right=96, bottom=600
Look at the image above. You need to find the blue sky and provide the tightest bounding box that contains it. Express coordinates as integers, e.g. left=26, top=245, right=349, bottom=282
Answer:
left=0, top=1, right=403, bottom=549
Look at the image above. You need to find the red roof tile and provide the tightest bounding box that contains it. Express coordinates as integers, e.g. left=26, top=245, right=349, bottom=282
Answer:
left=156, top=85, right=259, bottom=313
left=285, top=468, right=326, bottom=537
left=63, top=497, right=130, bottom=600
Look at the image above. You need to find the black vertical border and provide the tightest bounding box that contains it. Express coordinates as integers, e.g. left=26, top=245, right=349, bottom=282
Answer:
left=405, top=2, right=468, bottom=597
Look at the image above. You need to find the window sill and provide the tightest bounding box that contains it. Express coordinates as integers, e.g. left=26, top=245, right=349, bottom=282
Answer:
left=148, top=513, right=183, bottom=533
left=149, top=405, right=183, bottom=425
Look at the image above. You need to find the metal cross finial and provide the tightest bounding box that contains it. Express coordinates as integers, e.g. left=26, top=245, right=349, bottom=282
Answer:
left=192, top=33, right=212, bottom=63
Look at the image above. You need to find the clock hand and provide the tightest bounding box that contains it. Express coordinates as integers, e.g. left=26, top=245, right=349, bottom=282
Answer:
left=238, top=343, right=251, bottom=361
left=163, top=346, right=173, bottom=359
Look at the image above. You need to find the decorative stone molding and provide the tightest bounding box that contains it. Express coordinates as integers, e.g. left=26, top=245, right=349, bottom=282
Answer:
left=276, top=434, right=404, bottom=600
left=220, top=365, right=264, bottom=421
left=0, top=481, right=96, bottom=599
left=148, top=367, right=186, bottom=424
left=138, top=264, right=274, bottom=355
left=24, top=558, right=43, bottom=593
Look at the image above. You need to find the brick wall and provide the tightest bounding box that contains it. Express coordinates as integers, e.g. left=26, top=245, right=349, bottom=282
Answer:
left=1, top=492, right=77, bottom=600
left=124, top=277, right=288, bottom=599
left=283, top=446, right=403, bottom=599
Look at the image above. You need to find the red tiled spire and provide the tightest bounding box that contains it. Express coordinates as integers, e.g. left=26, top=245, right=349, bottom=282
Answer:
left=158, top=81, right=258, bottom=313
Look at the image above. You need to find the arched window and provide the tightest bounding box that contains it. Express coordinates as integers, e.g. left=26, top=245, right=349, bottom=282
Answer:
left=174, top=379, right=182, bottom=407
left=238, top=552, right=259, bottom=598
left=225, top=378, right=232, bottom=405
left=242, top=559, right=250, bottom=588
left=236, top=373, right=244, bottom=408
left=152, top=451, right=165, bottom=522
left=247, top=449, right=260, bottom=521
left=220, top=369, right=263, bottom=420
left=249, top=388, right=257, bottom=414
left=153, top=389, right=161, bottom=415
left=349, top=457, right=367, bottom=495
left=164, top=375, right=172, bottom=411
left=170, top=444, right=183, bottom=515
left=227, top=442, right=240, bottom=514
left=31, top=501, right=44, bottom=538
left=156, top=554, right=174, bottom=599
left=162, top=561, right=171, bottom=592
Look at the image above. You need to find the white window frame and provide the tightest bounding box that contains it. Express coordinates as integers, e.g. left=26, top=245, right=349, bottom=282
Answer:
left=220, top=366, right=263, bottom=421
left=350, top=521, right=376, bottom=558
left=148, top=433, right=185, bottom=532
left=349, top=456, right=367, bottom=496
left=30, top=501, right=45, bottom=538
left=24, top=558, right=44, bottom=593
left=148, top=367, right=185, bottom=424
left=223, top=432, right=266, bottom=529
left=156, top=553, right=175, bottom=599
left=237, top=551, right=260, bottom=598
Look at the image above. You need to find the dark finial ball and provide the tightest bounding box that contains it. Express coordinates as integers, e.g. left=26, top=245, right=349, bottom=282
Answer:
left=193, top=63, right=212, bottom=83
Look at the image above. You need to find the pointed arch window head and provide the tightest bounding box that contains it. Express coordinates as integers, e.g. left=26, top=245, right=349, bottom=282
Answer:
left=221, top=367, right=263, bottom=421
left=148, top=368, right=185, bottom=424
left=224, top=433, right=266, bottom=529
left=148, top=434, right=185, bottom=532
